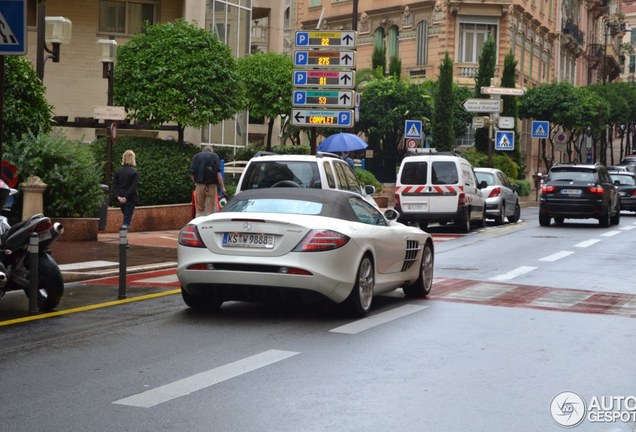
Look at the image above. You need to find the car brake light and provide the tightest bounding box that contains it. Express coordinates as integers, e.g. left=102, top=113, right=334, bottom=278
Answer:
left=588, top=186, right=604, bottom=194
left=458, top=192, right=466, bottom=206
left=632, top=190, right=636, bottom=197
left=394, top=193, right=401, bottom=207
left=541, top=185, right=556, bottom=194
left=488, top=187, right=501, bottom=198
left=178, top=224, right=205, bottom=248
left=294, top=229, right=350, bottom=252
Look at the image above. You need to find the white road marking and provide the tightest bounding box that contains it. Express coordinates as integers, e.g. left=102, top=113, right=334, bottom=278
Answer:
left=329, top=304, right=428, bottom=334
left=620, top=225, right=635, bottom=231
left=538, top=251, right=574, bottom=262
left=113, top=349, right=299, bottom=408
left=58, top=260, right=117, bottom=271
left=489, top=266, right=537, bottom=282
left=446, top=283, right=517, bottom=301
left=575, top=239, right=601, bottom=248
left=530, top=290, right=592, bottom=308
left=601, top=230, right=621, bottom=237
left=136, top=274, right=179, bottom=284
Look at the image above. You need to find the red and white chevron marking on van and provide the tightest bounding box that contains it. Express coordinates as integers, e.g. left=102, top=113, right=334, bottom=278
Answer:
left=395, top=185, right=464, bottom=194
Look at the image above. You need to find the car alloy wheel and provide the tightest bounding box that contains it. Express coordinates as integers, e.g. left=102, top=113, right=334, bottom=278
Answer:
left=347, top=255, right=375, bottom=316
left=403, top=241, right=434, bottom=298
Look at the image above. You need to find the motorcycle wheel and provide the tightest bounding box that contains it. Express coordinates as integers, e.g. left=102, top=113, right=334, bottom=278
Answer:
left=24, top=254, right=64, bottom=311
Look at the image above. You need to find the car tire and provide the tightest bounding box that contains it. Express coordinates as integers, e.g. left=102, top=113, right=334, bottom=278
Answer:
left=508, top=202, right=521, bottom=224
left=346, top=255, right=374, bottom=317
left=181, top=289, right=223, bottom=312
left=539, top=213, right=551, bottom=227
left=599, top=206, right=610, bottom=227
left=475, top=207, right=486, bottom=228
left=554, top=216, right=565, bottom=225
left=494, top=202, right=505, bottom=225
left=611, top=205, right=621, bottom=225
left=457, top=209, right=471, bottom=233
left=403, top=241, right=434, bottom=298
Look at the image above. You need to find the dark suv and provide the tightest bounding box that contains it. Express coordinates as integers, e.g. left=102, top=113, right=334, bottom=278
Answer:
left=539, top=163, right=620, bottom=227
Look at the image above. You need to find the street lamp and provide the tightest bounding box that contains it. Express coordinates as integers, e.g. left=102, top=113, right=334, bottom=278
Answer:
left=35, top=0, right=72, bottom=80
left=97, top=38, right=118, bottom=186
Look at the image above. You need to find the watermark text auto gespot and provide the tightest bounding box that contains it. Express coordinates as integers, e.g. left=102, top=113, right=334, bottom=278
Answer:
left=551, top=392, right=636, bottom=428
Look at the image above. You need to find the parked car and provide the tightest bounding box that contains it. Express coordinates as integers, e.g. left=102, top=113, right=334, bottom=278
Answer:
left=618, top=155, right=636, bottom=173
left=539, top=163, right=620, bottom=227
left=607, top=165, right=630, bottom=173
left=394, top=149, right=485, bottom=233
left=177, top=188, right=434, bottom=316
left=474, top=167, right=521, bottom=225
left=609, top=171, right=636, bottom=212
left=235, top=152, right=378, bottom=208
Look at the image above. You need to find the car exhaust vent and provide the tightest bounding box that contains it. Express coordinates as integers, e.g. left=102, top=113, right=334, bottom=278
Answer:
left=401, top=240, right=420, bottom=272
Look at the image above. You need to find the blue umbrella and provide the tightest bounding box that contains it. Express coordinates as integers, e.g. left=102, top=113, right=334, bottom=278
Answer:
left=317, top=133, right=368, bottom=153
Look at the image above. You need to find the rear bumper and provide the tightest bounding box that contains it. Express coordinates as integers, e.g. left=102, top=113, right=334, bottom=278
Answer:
left=395, top=205, right=467, bottom=224
left=540, top=199, right=604, bottom=219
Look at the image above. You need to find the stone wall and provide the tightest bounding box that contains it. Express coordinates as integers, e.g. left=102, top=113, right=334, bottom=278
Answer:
left=104, top=203, right=192, bottom=233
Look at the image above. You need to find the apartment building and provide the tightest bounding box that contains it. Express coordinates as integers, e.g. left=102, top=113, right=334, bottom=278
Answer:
left=295, top=0, right=624, bottom=177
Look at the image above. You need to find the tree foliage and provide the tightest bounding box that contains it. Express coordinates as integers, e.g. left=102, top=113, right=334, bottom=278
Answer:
left=500, top=50, right=522, bottom=170
left=3, top=56, right=51, bottom=146
left=431, top=53, right=454, bottom=151
left=237, top=52, right=293, bottom=150
left=113, top=19, right=243, bottom=137
left=474, top=36, right=497, bottom=154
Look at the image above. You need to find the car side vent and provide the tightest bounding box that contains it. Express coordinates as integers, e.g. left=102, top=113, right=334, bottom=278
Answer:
left=401, top=240, right=420, bottom=272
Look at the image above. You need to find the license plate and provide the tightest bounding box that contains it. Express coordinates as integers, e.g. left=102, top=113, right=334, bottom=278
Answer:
left=38, top=230, right=52, bottom=241
left=561, top=189, right=582, bottom=195
left=223, top=232, right=274, bottom=249
left=405, top=203, right=426, bottom=210
left=620, top=191, right=628, bottom=197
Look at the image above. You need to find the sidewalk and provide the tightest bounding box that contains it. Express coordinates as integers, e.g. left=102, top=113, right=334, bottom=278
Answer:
left=52, top=230, right=179, bottom=283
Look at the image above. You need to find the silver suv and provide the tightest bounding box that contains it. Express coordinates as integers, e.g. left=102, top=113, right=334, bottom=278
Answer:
left=235, top=152, right=378, bottom=207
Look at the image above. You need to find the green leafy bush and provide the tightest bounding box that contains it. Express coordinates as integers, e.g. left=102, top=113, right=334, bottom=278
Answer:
left=514, top=179, right=531, bottom=197
left=355, top=168, right=383, bottom=193
left=5, top=132, right=104, bottom=218
left=91, top=136, right=199, bottom=206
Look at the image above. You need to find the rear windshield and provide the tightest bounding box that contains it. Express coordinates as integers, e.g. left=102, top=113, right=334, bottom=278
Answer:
left=475, top=172, right=495, bottom=186
left=224, top=198, right=323, bottom=215
left=548, top=169, right=596, bottom=183
left=610, top=174, right=636, bottom=186
left=431, top=161, right=459, bottom=184
left=240, top=161, right=321, bottom=190
left=400, top=162, right=427, bottom=184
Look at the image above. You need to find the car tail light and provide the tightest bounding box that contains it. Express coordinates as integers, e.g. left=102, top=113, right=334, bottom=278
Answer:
left=541, top=185, right=556, bottom=194
left=293, top=229, right=350, bottom=252
left=631, top=190, right=636, bottom=197
left=178, top=224, right=205, bottom=248
left=458, top=192, right=466, bottom=206
left=588, top=186, right=604, bottom=195
left=488, top=187, right=501, bottom=198
left=394, top=193, right=401, bottom=207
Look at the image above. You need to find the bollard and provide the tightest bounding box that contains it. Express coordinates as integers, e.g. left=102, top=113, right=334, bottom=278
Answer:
left=28, top=232, right=38, bottom=314
left=118, top=225, right=127, bottom=299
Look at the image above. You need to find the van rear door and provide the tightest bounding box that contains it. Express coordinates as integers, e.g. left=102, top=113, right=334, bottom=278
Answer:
left=398, top=160, right=431, bottom=214
left=429, top=160, right=461, bottom=213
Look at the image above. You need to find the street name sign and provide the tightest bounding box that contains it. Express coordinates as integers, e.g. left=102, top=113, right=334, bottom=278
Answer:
left=480, top=86, right=526, bottom=96
left=498, top=116, right=515, bottom=129
left=495, top=131, right=515, bottom=151
left=0, top=0, right=26, bottom=55
left=293, top=89, right=355, bottom=108
left=472, top=116, right=488, bottom=129
left=462, top=98, right=501, bottom=113
left=295, top=31, right=356, bottom=48
left=94, top=105, right=127, bottom=120
left=293, top=70, right=355, bottom=89
left=291, top=109, right=353, bottom=128
left=294, top=50, right=356, bottom=68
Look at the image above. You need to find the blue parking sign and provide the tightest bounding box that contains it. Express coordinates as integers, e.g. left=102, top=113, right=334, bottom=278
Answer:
left=0, top=0, right=26, bottom=55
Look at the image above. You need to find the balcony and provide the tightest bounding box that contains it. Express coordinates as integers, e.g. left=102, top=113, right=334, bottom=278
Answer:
left=562, top=19, right=585, bottom=47
left=250, top=22, right=269, bottom=53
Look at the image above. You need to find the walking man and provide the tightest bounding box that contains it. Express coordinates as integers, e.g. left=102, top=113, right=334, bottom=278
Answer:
left=189, top=146, right=226, bottom=217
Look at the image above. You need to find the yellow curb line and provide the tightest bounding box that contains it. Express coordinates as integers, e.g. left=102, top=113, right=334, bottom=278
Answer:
left=0, top=289, right=181, bottom=327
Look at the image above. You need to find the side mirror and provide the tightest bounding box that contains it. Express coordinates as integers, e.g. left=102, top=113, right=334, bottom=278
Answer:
left=364, top=185, right=376, bottom=195
left=384, top=208, right=399, bottom=221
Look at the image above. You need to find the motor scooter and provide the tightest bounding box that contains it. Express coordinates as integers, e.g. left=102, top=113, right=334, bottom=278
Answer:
left=0, top=180, right=65, bottom=311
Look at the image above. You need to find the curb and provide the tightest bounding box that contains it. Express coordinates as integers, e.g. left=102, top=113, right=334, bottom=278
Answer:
left=62, top=261, right=177, bottom=283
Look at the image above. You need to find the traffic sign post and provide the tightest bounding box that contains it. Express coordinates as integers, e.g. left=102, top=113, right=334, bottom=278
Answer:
left=295, top=31, right=356, bottom=48
left=293, top=70, right=355, bottom=88
left=531, top=120, right=550, bottom=139
left=461, top=99, right=501, bottom=113
left=495, top=131, right=515, bottom=151
left=291, top=109, right=354, bottom=128
left=404, top=120, right=423, bottom=139
left=480, top=86, right=526, bottom=96
left=294, top=50, right=356, bottom=68
left=292, top=89, right=355, bottom=108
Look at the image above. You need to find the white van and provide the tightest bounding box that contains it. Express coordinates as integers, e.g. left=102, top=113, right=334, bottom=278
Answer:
left=394, top=149, right=485, bottom=232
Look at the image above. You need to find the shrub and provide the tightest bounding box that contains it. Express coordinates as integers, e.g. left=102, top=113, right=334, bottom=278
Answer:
left=355, top=168, right=383, bottom=193
left=5, top=132, right=104, bottom=218
left=514, top=179, right=531, bottom=197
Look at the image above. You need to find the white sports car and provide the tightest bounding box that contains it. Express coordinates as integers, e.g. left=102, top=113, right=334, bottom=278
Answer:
left=177, top=188, right=434, bottom=316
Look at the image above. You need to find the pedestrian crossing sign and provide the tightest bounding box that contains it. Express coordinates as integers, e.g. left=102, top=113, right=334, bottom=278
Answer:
left=404, top=120, right=423, bottom=139
left=495, top=131, right=514, bottom=151
left=0, top=0, right=26, bottom=55
left=531, top=120, right=549, bottom=139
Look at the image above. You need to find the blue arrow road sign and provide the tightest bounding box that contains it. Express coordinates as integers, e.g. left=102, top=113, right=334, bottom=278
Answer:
left=495, top=131, right=515, bottom=151
left=404, top=120, right=423, bottom=139
left=531, top=120, right=550, bottom=139
left=0, top=0, right=26, bottom=55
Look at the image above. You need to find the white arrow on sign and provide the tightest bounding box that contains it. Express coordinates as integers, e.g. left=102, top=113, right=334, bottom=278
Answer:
left=462, top=99, right=501, bottom=113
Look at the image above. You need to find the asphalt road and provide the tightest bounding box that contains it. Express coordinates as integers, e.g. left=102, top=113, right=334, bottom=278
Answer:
left=1, top=209, right=636, bottom=432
